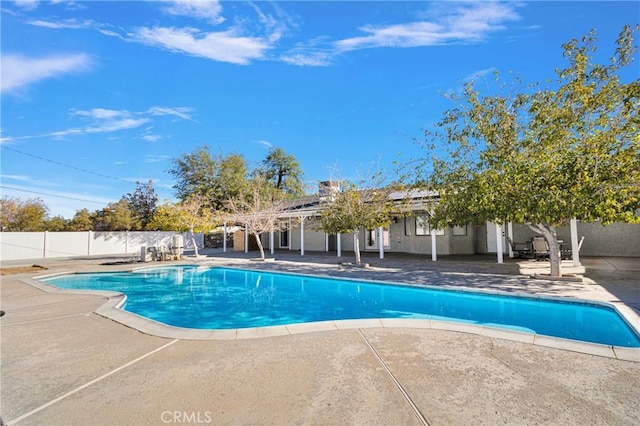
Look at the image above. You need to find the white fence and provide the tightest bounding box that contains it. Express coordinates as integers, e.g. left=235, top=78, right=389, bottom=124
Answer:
left=0, top=231, right=204, bottom=262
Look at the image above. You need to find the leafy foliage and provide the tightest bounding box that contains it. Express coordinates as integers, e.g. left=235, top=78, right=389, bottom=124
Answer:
left=0, top=196, right=48, bottom=231
left=168, top=145, right=249, bottom=210
left=417, top=26, right=639, bottom=276
left=93, top=198, right=137, bottom=231
left=258, top=147, right=305, bottom=199
left=317, top=180, right=395, bottom=264
left=125, top=180, right=159, bottom=230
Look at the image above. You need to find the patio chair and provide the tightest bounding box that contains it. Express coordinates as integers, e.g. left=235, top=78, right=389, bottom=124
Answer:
left=559, top=236, right=585, bottom=260
left=506, top=237, right=532, bottom=258
left=532, top=236, right=549, bottom=260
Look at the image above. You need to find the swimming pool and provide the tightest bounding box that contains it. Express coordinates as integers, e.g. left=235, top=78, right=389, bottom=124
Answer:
left=42, top=265, right=640, bottom=348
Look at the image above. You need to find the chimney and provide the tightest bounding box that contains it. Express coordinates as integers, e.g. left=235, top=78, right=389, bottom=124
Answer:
left=318, top=181, right=339, bottom=201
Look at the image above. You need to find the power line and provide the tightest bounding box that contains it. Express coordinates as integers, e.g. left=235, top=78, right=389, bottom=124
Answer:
left=1, top=145, right=133, bottom=184
left=0, top=185, right=110, bottom=205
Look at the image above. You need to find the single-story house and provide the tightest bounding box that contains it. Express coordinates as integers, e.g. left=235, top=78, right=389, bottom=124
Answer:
left=223, top=183, right=640, bottom=262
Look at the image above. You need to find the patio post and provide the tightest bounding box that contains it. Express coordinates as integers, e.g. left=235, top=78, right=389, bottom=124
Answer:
left=378, top=226, right=384, bottom=259
left=507, top=222, right=514, bottom=258
left=244, top=223, right=248, bottom=254
left=300, top=217, right=305, bottom=256
left=496, top=223, right=504, bottom=264
left=223, top=221, right=227, bottom=253
left=570, top=218, right=580, bottom=266
left=337, top=232, right=342, bottom=257
left=270, top=228, right=274, bottom=255
left=431, top=229, right=437, bottom=261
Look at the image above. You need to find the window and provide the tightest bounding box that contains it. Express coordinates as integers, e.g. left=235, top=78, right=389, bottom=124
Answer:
left=453, top=225, right=467, bottom=236
left=415, top=215, right=429, bottom=236
left=415, top=214, right=445, bottom=236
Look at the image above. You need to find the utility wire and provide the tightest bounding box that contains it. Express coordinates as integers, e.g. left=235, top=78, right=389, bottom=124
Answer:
left=1, top=145, right=133, bottom=184
left=0, top=185, right=109, bottom=205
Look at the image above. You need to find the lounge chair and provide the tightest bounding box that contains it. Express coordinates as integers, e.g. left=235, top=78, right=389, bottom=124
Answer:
left=532, top=236, right=549, bottom=260
left=506, top=236, right=532, bottom=258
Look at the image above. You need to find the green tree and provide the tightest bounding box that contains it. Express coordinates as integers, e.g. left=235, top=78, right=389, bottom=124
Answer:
left=417, top=26, right=639, bottom=276
left=148, top=196, right=216, bottom=256
left=45, top=215, right=68, bottom=231
left=126, top=180, right=159, bottom=230
left=259, top=147, right=305, bottom=198
left=169, top=146, right=249, bottom=210
left=169, top=145, right=217, bottom=203
left=216, top=153, right=249, bottom=206
left=0, top=196, right=48, bottom=231
left=94, top=199, right=136, bottom=231
left=0, top=197, right=20, bottom=231
left=316, top=180, right=395, bottom=265
left=68, top=208, right=94, bottom=231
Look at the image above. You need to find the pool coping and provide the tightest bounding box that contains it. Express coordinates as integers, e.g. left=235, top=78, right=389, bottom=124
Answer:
left=23, top=265, right=640, bottom=363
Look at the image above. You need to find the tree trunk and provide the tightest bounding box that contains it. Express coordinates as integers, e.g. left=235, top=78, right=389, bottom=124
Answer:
left=529, top=223, right=561, bottom=276
left=353, top=232, right=361, bottom=265
left=190, top=227, right=199, bottom=257
left=254, top=232, right=266, bottom=260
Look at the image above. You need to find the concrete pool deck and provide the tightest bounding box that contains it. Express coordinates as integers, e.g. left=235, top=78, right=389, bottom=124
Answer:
left=1, top=251, right=639, bottom=425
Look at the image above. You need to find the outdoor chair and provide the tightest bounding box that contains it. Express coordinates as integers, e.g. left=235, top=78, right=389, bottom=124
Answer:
left=506, top=236, right=532, bottom=258
left=532, top=236, right=549, bottom=260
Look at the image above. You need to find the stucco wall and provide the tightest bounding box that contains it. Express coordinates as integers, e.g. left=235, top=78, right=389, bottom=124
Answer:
left=267, top=216, right=638, bottom=258
left=511, top=221, right=639, bottom=257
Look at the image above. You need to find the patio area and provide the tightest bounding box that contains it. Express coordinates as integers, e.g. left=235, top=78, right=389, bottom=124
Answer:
left=1, top=251, right=639, bottom=425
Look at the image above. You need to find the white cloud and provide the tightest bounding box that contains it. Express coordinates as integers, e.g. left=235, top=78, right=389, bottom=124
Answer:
left=280, top=52, right=333, bottom=67
left=0, top=53, right=93, bottom=93
left=463, top=67, right=497, bottom=83
left=26, top=18, right=97, bottom=29
left=144, top=155, right=171, bottom=163
left=14, top=0, right=38, bottom=10
left=70, top=108, right=150, bottom=133
left=162, top=0, right=225, bottom=24
left=255, top=140, right=273, bottom=148
left=3, top=105, right=195, bottom=142
left=141, top=134, right=164, bottom=142
left=133, top=26, right=271, bottom=65
left=86, top=117, right=150, bottom=133
left=148, top=106, right=195, bottom=122
left=1, top=174, right=31, bottom=182
left=72, top=108, right=128, bottom=120
left=335, top=2, right=521, bottom=52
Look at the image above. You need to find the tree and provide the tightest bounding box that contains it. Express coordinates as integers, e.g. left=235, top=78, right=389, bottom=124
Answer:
left=216, top=153, right=249, bottom=206
left=417, top=26, right=639, bottom=276
left=148, top=196, right=216, bottom=256
left=169, top=146, right=249, bottom=210
left=126, top=180, right=159, bottom=230
left=93, top=199, right=136, bottom=231
left=45, top=215, right=68, bottom=231
left=0, top=196, right=48, bottom=231
left=316, top=178, right=396, bottom=265
left=225, top=174, right=290, bottom=261
left=259, top=147, right=305, bottom=198
left=68, top=208, right=94, bottom=231
left=169, top=145, right=218, bottom=203
left=0, top=197, right=20, bottom=231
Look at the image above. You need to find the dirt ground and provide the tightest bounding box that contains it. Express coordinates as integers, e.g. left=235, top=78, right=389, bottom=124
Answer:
left=0, top=265, right=48, bottom=275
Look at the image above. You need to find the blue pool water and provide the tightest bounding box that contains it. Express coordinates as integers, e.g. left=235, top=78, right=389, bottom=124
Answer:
left=43, top=266, right=640, bottom=347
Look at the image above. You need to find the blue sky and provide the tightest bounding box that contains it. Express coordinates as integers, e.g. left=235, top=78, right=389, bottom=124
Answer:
left=1, top=1, right=638, bottom=218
